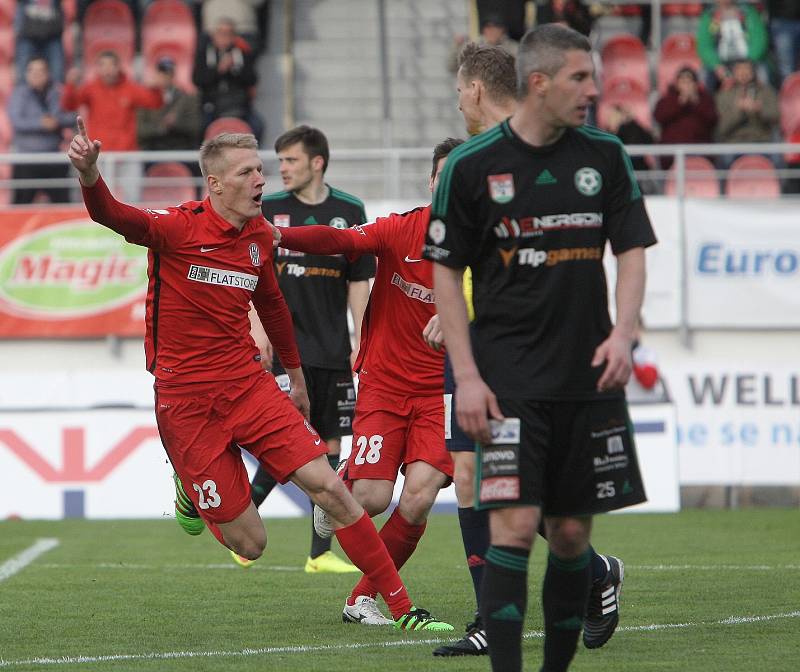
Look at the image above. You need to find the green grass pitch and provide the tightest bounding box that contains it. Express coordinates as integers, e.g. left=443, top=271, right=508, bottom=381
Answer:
left=1, top=510, right=798, bottom=671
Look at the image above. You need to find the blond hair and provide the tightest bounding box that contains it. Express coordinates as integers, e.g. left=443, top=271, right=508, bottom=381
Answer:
left=199, top=133, right=258, bottom=177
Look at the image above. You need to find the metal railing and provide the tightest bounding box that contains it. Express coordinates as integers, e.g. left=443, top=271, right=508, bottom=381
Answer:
left=2, top=142, right=800, bottom=204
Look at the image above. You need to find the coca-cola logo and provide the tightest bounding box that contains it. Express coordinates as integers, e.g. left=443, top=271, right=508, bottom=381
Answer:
left=0, top=220, right=148, bottom=317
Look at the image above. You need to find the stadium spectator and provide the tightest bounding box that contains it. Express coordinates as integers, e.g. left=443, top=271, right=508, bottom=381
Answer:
left=201, top=0, right=267, bottom=53
left=427, top=25, right=654, bottom=672
left=68, top=118, right=452, bottom=634
left=238, top=125, right=374, bottom=575
left=654, top=66, right=718, bottom=169
left=8, top=57, right=75, bottom=204
left=533, top=0, right=595, bottom=36
left=448, top=12, right=518, bottom=73
left=604, top=103, right=657, bottom=194
left=715, top=59, right=780, bottom=168
left=767, top=0, right=800, bottom=83
left=14, top=0, right=66, bottom=83
left=477, top=0, right=528, bottom=41
left=62, top=50, right=162, bottom=202
left=697, top=0, right=769, bottom=90
left=137, top=57, right=201, bottom=152
left=193, top=17, right=264, bottom=142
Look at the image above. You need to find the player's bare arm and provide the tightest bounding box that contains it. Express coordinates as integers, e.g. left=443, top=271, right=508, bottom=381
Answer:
left=433, top=264, right=502, bottom=445
left=347, top=280, right=370, bottom=370
left=593, top=247, right=646, bottom=391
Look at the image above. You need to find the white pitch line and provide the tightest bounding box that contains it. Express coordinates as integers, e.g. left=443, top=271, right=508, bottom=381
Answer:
left=0, top=538, right=59, bottom=583
left=0, top=610, right=797, bottom=668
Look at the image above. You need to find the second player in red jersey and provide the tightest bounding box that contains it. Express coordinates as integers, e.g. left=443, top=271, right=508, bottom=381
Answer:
left=270, top=139, right=464, bottom=626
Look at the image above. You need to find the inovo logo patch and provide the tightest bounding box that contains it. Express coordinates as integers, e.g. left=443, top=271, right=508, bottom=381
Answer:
left=0, top=220, right=148, bottom=317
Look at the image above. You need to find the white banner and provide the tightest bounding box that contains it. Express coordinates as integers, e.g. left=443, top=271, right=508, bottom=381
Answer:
left=0, top=409, right=306, bottom=520
left=685, top=199, right=800, bottom=327
left=0, top=401, right=679, bottom=518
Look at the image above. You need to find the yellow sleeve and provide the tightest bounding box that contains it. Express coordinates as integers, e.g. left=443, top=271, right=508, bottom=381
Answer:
left=463, top=267, right=474, bottom=322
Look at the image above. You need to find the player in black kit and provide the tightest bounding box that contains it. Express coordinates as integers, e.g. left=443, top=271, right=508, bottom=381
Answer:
left=239, top=125, right=375, bottom=573
left=426, top=25, right=656, bottom=672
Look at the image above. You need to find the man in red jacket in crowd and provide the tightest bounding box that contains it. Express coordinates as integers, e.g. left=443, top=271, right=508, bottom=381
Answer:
left=62, top=51, right=162, bottom=200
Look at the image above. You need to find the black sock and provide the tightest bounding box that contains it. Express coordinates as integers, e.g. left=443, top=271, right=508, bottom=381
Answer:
left=458, top=506, right=490, bottom=611
left=309, top=454, right=340, bottom=558
left=541, top=549, right=592, bottom=672
left=480, top=545, right=529, bottom=672
left=538, top=521, right=605, bottom=584
left=250, top=465, right=278, bottom=508
left=589, top=546, right=608, bottom=582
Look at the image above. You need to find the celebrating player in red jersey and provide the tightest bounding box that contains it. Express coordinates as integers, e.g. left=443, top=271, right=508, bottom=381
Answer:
left=269, top=139, right=463, bottom=627
left=67, top=117, right=451, bottom=632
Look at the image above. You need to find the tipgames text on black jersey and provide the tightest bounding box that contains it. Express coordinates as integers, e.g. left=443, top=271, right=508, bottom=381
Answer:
left=263, top=187, right=376, bottom=370
left=424, top=120, right=657, bottom=400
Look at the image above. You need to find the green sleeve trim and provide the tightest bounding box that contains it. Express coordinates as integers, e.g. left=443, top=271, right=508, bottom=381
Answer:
left=432, top=126, right=504, bottom=218
left=576, top=126, right=642, bottom=201
left=329, top=187, right=366, bottom=210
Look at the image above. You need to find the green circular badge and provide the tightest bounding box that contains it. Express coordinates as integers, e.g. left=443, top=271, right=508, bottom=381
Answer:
left=574, top=167, right=602, bottom=196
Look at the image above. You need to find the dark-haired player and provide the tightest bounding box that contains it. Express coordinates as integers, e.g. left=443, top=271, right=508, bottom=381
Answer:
left=237, top=125, right=373, bottom=574
left=427, top=26, right=655, bottom=671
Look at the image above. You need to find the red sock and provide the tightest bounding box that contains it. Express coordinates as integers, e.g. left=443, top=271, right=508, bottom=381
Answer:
left=335, top=512, right=413, bottom=618
left=349, top=509, right=426, bottom=603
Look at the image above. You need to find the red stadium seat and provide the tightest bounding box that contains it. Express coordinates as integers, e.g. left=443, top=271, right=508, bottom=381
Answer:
left=601, top=34, right=650, bottom=91
left=82, top=0, right=135, bottom=78
left=0, top=24, right=13, bottom=63
left=658, top=33, right=701, bottom=95
left=662, top=3, right=703, bottom=17
left=0, top=0, right=13, bottom=26
left=665, top=156, right=719, bottom=197
left=141, top=162, right=197, bottom=205
left=143, top=0, right=197, bottom=59
left=779, top=72, right=800, bottom=138
left=204, top=117, right=254, bottom=139
left=725, top=155, right=781, bottom=198
left=0, top=106, right=12, bottom=150
left=597, top=77, right=652, bottom=131
left=0, top=63, right=13, bottom=105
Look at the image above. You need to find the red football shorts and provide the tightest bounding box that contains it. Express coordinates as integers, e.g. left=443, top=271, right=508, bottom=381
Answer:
left=155, top=370, right=327, bottom=524
left=347, top=382, right=454, bottom=481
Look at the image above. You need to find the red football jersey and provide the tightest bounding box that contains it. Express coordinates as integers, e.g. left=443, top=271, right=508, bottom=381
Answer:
left=279, top=205, right=443, bottom=397
left=82, top=178, right=300, bottom=383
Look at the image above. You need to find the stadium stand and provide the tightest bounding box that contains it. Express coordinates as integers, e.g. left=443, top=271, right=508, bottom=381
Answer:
left=82, top=0, right=135, bottom=78
left=142, top=0, right=197, bottom=92
left=665, top=155, right=719, bottom=197
left=204, top=116, right=254, bottom=139
left=657, top=32, right=701, bottom=95
left=141, top=162, right=197, bottom=204
left=725, top=155, right=781, bottom=198
left=601, top=34, right=650, bottom=91
left=779, top=72, right=800, bottom=138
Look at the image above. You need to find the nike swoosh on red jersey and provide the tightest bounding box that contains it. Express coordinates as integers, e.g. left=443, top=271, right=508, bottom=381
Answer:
left=404, top=255, right=423, bottom=263
left=200, top=246, right=219, bottom=252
